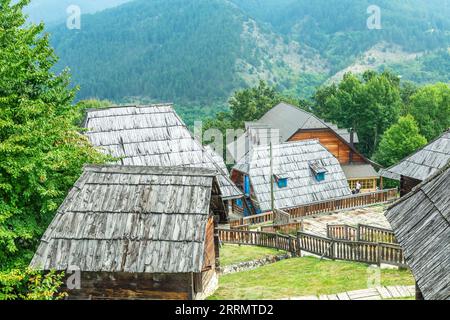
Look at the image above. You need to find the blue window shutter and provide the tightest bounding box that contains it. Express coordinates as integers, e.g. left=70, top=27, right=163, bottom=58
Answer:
left=244, top=175, right=250, bottom=196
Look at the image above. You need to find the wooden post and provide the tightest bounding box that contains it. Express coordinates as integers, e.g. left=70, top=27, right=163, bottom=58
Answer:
left=270, top=142, right=275, bottom=216
left=377, top=243, right=381, bottom=266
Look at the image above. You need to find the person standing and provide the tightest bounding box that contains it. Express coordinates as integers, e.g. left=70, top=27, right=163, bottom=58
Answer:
left=356, top=181, right=362, bottom=194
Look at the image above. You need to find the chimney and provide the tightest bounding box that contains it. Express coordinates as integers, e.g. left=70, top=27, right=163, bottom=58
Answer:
left=349, top=128, right=355, bottom=163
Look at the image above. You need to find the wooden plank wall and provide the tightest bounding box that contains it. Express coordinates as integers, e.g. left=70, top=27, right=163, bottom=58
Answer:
left=202, top=216, right=217, bottom=272
left=289, top=129, right=365, bottom=164
left=63, top=272, right=192, bottom=300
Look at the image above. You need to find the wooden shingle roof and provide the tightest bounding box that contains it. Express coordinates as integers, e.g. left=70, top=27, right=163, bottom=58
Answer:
left=385, top=162, right=450, bottom=300
left=233, top=140, right=351, bottom=212
left=83, top=104, right=242, bottom=200
left=380, top=129, right=450, bottom=181
left=30, top=165, right=217, bottom=273
left=227, top=102, right=358, bottom=162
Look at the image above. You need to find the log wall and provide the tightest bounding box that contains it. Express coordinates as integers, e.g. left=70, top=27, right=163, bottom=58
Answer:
left=289, top=129, right=365, bottom=164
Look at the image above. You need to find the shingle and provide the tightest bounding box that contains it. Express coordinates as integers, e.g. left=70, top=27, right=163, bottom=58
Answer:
left=84, top=104, right=242, bottom=200
left=386, top=163, right=450, bottom=300
left=380, top=130, right=450, bottom=181
left=233, top=140, right=352, bottom=212
left=30, top=165, right=216, bottom=273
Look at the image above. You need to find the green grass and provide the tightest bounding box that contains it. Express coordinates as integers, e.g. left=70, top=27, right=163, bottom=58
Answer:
left=210, top=256, right=414, bottom=300
left=220, top=244, right=285, bottom=267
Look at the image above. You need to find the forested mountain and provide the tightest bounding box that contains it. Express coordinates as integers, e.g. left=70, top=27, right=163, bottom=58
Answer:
left=24, top=0, right=131, bottom=25
left=45, top=0, right=450, bottom=105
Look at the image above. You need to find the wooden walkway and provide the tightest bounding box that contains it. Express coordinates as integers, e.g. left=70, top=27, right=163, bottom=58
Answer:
left=280, top=285, right=415, bottom=300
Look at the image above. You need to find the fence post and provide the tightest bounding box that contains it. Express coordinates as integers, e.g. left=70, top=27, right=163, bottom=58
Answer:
left=297, top=232, right=301, bottom=257
left=377, top=243, right=381, bottom=266
left=356, top=224, right=361, bottom=241
left=330, top=240, right=335, bottom=260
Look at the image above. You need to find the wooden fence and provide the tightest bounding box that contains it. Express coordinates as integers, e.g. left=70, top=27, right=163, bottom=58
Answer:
left=230, top=224, right=250, bottom=231
left=327, top=224, right=397, bottom=244
left=218, top=229, right=298, bottom=253
left=285, top=189, right=398, bottom=219
left=358, top=224, right=397, bottom=244
left=297, top=232, right=406, bottom=267
left=229, top=188, right=398, bottom=226
left=218, top=228, right=406, bottom=267
left=261, top=221, right=303, bottom=234
left=327, top=224, right=357, bottom=241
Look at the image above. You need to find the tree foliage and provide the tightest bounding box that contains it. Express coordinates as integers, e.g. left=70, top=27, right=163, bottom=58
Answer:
left=373, top=115, right=427, bottom=167
left=408, top=83, right=450, bottom=141
left=0, top=268, right=65, bottom=300
left=0, top=0, right=107, bottom=269
left=311, top=71, right=402, bottom=156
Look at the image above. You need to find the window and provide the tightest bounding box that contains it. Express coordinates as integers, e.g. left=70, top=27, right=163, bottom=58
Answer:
left=309, top=161, right=328, bottom=182
left=273, top=174, right=288, bottom=188
left=348, top=179, right=376, bottom=190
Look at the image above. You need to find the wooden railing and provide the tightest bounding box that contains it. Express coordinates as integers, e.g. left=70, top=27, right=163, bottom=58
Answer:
left=273, top=209, right=290, bottom=225
left=230, top=224, right=250, bottom=231
left=229, top=189, right=398, bottom=226
left=261, top=221, right=303, bottom=235
left=297, top=232, right=406, bottom=267
left=218, top=228, right=406, bottom=267
left=218, top=229, right=298, bottom=253
left=327, top=224, right=397, bottom=244
left=358, top=224, right=397, bottom=244
left=285, top=189, right=398, bottom=219
left=327, top=224, right=357, bottom=241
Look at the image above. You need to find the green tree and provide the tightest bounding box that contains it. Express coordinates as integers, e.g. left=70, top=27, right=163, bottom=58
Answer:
left=228, top=81, right=284, bottom=128
left=0, top=0, right=107, bottom=269
left=0, top=268, right=65, bottom=300
left=311, top=71, right=402, bottom=157
left=374, top=115, right=427, bottom=167
left=409, top=83, right=450, bottom=141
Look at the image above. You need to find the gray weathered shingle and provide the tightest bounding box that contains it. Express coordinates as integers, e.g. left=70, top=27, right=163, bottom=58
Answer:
left=385, top=162, right=450, bottom=300
left=84, top=104, right=242, bottom=200
left=227, top=102, right=358, bottom=161
left=30, top=165, right=217, bottom=273
left=380, top=129, right=450, bottom=181
left=233, top=140, right=351, bottom=212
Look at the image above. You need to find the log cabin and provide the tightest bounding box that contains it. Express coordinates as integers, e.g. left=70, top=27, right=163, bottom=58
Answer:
left=380, top=129, right=450, bottom=196
left=385, top=162, right=450, bottom=300
left=227, top=102, right=380, bottom=192
left=30, top=165, right=222, bottom=300
left=82, top=104, right=243, bottom=221
left=230, top=140, right=352, bottom=214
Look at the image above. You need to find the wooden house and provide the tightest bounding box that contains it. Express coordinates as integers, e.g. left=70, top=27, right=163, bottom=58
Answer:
left=230, top=140, right=352, bottom=214
left=380, top=129, right=450, bottom=196
left=227, top=102, right=379, bottom=192
left=30, top=165, right=222, bottom=300
left=83, top=104, right=243, bottom=221
left=385, top=162, right=450, bottom=300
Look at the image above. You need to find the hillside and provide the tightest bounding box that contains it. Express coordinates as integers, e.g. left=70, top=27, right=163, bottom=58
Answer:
left=45, top=0, right=450, bottom=104
left=25, top=0, right=131, bottom=25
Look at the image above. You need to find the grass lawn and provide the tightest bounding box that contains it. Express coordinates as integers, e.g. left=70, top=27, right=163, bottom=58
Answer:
left=220, top=244, right=286, bottom=266
left=209, top=256, right=414, bottom=300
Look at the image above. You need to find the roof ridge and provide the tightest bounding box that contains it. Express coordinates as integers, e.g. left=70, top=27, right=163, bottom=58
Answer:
left=85, top=103, right=174, bottom=114
left=83, top=164, right=217, bottom=177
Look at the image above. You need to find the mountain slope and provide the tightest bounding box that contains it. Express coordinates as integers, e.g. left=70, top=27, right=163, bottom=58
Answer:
left=50, top=0, right=321, bottom=103
left=47, top=0, right=450, bottom=104
left=231, top=0, right=450, bottom=72
left=25, top=0, right=131, bottom=26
